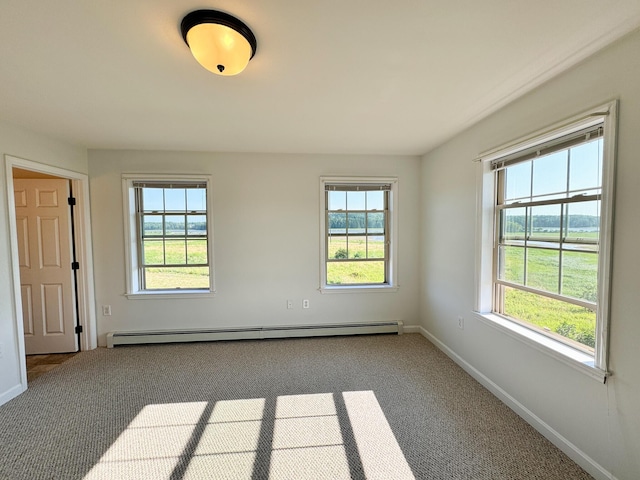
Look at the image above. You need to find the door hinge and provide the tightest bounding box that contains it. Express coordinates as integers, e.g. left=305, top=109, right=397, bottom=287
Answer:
left=75, top=325, right=83, bottom=334
left=71, top=261, right=80, bottom=270
left=68, top=197, right=76, bottom=206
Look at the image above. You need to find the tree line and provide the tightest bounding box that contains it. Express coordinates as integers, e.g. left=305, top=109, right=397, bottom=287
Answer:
left=144, top=222, right=206, bottom=231
left=505, top=215, right=599, bottom=231
left=329, top=213, right=384, bottom=229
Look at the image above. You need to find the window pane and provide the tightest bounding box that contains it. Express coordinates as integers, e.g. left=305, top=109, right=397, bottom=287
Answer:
left=142, top=215, right=163, bottom=237
left=347, top=212, right=365, bottom=234
left=569, top=139, right=602, bottom=192
left=367, top=235, right=385, bottom=259
left=503, top=286, right=595, bottom=351
left=144, top=266, right=209, bottom=289
left=526, top=248, right=559, bottom=294
left=347, top=191, right=365, bottom=210
left=529, top=204, right=561, bottom=245
left=164, top=239, right=186, bottom=264
left=164, top=188, right=186, bottom=211
left=505, top=161, right=531, bottom=201
left=187, top=188, right=207, bottom=211
left=142, top=188, right=164, bottom=212
left=532, top=151, right=568, bottom=198
left=327, top=236, right=347, bottom=259
left=186, top=239, right=208, bottom=264
left=142, top=239, right=164, bottom=265
left=562, top=251, right=598, bottom=302
left=367, top=212, right=385, bottom=235
left=187, top=215, right=207, bottom=235
left=366, top=191, right=384, bottom=210
left=328, top=191, right=346, bottom=211
left=500, top=207, right=525, bottom=244
left=327, top=261, right=385, bottom=285
left=348, top=236, right=366, bottom=259
left=328, top=211, right=346, bottom=230
left=565, top=200, right=600, bottom=249
left=165, top=215, right=186, bottom=236
left=498, top=246, right=524, bottom=284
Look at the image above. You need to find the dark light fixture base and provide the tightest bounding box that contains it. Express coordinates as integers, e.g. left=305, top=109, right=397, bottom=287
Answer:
left=180, top=10, right=257, bottom=60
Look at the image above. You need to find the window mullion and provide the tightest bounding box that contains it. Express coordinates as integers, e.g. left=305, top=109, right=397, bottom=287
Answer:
left=558, top=205, right=564, bottom=295
left=497, top=193, right=601, bottom=210
left=345, top=212, right=349, bottom=258
left=523, top=207, right=529, bottom=286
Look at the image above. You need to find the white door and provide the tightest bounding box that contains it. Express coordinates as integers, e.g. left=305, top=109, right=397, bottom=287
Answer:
left=14, top=179, right=78, bottom=354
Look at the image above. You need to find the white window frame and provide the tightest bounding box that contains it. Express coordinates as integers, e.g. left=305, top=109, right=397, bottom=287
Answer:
left=319, top=176, right=399, bottom=294
left=122, top=174, right=215, bottom=298
left=474, top=101, right=617, bottom=381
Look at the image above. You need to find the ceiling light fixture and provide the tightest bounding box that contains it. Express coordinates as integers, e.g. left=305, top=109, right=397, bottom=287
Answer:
left=181, top=9, right=257, bottom=76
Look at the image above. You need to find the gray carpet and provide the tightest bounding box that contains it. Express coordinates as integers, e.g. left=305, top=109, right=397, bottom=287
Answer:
left=0, top=334, right=592, bottom=479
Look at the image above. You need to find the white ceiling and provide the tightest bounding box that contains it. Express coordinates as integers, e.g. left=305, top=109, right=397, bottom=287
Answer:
left=1, top=1, right=639, bottom=156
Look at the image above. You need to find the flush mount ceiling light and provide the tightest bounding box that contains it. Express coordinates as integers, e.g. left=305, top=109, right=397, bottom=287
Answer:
left=181, top=9, right=257, bottom=76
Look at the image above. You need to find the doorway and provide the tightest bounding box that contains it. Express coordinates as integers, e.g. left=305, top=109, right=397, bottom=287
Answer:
left=5, top=155, right=97, bottom=389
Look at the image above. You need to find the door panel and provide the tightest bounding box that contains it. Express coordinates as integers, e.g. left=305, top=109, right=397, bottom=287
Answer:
left=35, top=187, right=60, bottom=208
left=42, top=283, right=65, bottom=334
left=16, top=216, right=30, bottom=267
left=38, top=217, right=62, bottom=267
left=14, top=188, right=27, bottom=207
left=15, top=178, right=77, bottom=354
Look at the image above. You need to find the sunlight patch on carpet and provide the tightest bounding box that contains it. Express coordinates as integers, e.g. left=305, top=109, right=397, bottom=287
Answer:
left=82, top=392, right=414, bottom=479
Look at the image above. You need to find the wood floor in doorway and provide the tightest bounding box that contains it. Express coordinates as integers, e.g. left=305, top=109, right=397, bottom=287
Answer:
left=26, top=353, right=78, bottom=382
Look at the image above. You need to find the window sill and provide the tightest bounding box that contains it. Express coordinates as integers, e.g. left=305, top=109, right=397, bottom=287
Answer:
left=473, top=312, right=609, bottom=383
left=319, top=285, right=399, bottom=294
left=125, top=289, right=216, bottom=300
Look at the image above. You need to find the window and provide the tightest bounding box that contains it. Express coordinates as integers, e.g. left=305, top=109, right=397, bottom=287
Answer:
left=123, top=175, right=214, bottom=296
left=476, top=102, right=617, bottom=377
left=320, top=177, right=398, bottom=292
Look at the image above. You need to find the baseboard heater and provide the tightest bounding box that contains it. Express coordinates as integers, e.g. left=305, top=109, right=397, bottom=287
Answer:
left=106, top=321, right=403, bottom=348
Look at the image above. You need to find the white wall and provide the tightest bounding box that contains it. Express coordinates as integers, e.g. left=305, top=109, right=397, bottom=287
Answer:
left=420, top=29, right=640, bottom=480
left=88, top=151, right=421, bottom=345
left=0, top=121, right=87, bottom=404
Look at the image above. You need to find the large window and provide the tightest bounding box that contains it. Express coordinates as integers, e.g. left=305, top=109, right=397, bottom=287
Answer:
left=476, top=102, right=616, bottom=377
left=320, top=177, right=398, bottom=292
left=123, top=176, right=214, bottom=296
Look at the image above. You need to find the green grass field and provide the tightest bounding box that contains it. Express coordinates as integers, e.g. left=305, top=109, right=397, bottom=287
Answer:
left=327, top=237, right=386, bottom=284
left=502, top=246, right=597, bottom=349
left=142, top=239, right=209, bottom=289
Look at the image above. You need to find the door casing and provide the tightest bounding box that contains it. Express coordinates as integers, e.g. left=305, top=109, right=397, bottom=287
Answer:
left=4, top=155, right=97, bottom=393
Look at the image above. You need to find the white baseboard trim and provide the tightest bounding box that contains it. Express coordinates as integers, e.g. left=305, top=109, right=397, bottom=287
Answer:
left=0, top=383, right=26, bottom=407
left=402, top=324, right=421, bottom=334
left=417, top=326, right=615, bottom=480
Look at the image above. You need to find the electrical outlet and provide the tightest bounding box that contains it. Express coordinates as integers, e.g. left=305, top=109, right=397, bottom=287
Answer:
left=102, top=305, right=112, bottom=316
left=303, top=299, right=310, bottom=309
left=457, top=316, right=464, bottom=330
left=287, top=300, right=293, bottom=309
